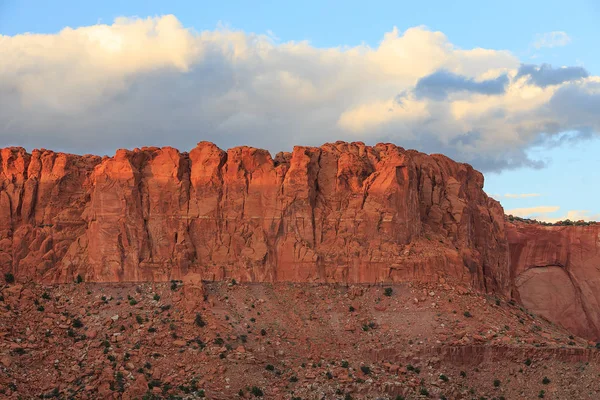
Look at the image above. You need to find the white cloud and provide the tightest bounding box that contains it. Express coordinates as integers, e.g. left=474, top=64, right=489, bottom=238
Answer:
left=533, top=31, right=571, bottom=49
left=503, top=193, right=541, bottom=198
left=547, top=210, right=600, bottom=222
left=506, top=206, right=599, bottom=222
left=507, top=206, right=560, bottom=218
left=0, top=16, right=598, bottom=172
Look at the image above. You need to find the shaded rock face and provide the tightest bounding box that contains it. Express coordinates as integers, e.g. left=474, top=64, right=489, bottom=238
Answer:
left=0, top=141, right=509, bottom=294
left=507, top=223, right=600, bottom=340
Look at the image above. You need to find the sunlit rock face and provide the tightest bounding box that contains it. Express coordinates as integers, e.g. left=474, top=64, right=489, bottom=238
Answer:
left=0, top=141, right=508, bottom=295
left=5, top=140, right=600, bottom=340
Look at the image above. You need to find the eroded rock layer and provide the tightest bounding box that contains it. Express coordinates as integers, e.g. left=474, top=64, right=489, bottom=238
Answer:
left=507, top=222, right=600, bottom=340
left=0, top=142, right=509, bottom=294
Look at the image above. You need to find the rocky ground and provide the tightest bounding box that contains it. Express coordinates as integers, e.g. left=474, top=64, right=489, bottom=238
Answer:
left=1, top=279, right=600, bottom=399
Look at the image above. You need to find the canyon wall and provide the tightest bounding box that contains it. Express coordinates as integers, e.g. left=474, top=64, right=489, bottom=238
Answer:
left=507, top=222, right=600, bottom=340
left=0, top=141, right=509, bottom=294
left=3, top=141, right=598, bottom=340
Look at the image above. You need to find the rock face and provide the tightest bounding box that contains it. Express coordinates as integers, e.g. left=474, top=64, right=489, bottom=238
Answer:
left=507, top=222, right=600, bottom=340
left=0, top=141, right=509, bottom=294
left=4, top=141, right=599, bottom=340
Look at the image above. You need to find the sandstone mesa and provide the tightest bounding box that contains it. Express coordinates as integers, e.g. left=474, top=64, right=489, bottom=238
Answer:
left=0, top=141, right=598, bottom=340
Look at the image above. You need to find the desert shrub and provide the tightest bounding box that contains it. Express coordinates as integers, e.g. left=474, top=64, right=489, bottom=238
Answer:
left=463, top=311, right=472, bottom=318
left=72, top=318, right=83, bottom=328
left=360, top=365, right=371, bottom=375
left=542, top=376, right=551, bottom=384
left=384, top=287, right=393, bottom=296
left=494, top=379, right=501, bottom=387
left=439, top=374, right=449, bottom=382
left=76, top=274, right=83, bottom=283
left=4, top=273, right=15, bottom=284
left=250, top=386, right=264, bottom=397
left=195, top=313, right=206, bottom=327
left=13, top=347, right=26, bottom=355
left=265, top=364, right=275, bottom=371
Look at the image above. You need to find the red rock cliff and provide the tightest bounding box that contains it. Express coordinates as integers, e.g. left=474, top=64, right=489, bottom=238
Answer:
left=507, top=222, right=600, bottom=340
left=0, top=141, right=509, bottom=294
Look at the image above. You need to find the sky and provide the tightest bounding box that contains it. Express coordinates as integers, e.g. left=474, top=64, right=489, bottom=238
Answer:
left=1, top=0, right=599, bottom=221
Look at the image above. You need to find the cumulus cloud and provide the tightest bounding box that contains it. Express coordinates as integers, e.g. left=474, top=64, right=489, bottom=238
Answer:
left=533, top=31, right=571, bottom=49
left=1, top=15, right=599, bottom=172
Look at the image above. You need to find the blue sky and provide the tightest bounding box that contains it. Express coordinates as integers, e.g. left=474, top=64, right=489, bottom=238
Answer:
left=1, top=0, right=599, bottom=220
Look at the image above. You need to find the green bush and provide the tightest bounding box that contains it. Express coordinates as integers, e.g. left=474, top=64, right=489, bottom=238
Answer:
left=4, top=273, right=15, bottom=284
left=195, top=313, right=206, bottom=327
left=384, top=287, right=393, bottom=297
